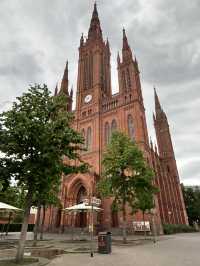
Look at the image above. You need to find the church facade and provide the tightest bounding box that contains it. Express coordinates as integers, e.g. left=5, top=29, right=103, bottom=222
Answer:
left=47, top=4, right=188, bottom=231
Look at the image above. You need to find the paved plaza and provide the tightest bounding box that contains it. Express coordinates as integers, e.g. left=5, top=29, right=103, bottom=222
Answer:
left=47, top=233, right=200, bottom=266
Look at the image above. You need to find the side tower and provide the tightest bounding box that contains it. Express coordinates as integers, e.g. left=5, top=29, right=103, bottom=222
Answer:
left=55, top=61, right=73, bottom=112
left=117, top=29, right=149, bottom=153
left=153, top=89, right=188, bottom=224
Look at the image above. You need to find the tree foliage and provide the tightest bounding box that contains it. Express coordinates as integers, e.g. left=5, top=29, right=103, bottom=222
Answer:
left=98, top=131, right=157, bottom=242
left=0, top=185, right=26, bottom=209
left=182, top=185, right=200, bottom=225
left=0, top=84, right=88, bottom=262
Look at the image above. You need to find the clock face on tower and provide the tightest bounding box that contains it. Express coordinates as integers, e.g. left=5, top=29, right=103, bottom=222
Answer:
left=84, top=94, right=92, bottom=103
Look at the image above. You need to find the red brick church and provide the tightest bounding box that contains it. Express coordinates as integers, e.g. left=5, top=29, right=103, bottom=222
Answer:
left=46, top=4, right=188, bottom=232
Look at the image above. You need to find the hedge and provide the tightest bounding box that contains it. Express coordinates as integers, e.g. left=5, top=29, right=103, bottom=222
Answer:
left=0, top=223, right=34, bottom=232
left=163, top=224, right=197, bottom=234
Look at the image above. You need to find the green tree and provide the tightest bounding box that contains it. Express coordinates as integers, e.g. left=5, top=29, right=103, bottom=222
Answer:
left=0, top=84, right=87, bottom=263
left=0, top=158, right=12, bottom=192
left=182, top=185, right=200, bottom=226
left=0, top=184, right=26, bottom=208
left=32, top=183, right=61, bottom=245
left=98, top=131, right=157, bottom=243
left=136, top=182, right=157, bottom=237
left=39, top=189, right=61, bottom=241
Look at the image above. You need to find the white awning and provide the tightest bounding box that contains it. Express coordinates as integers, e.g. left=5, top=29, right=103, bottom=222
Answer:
left=0, top=202, right=22, bottom=211
left=63, top=202, right=102, bottom=212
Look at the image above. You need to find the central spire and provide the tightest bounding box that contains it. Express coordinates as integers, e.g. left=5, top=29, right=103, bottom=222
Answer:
left=88, top=2, right=102, bottom=40
left=123, top=28, right=130, bottom=50
left=121, top=28, right=133, bottom=62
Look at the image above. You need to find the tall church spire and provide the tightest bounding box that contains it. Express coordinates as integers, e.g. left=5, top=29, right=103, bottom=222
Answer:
left=59, top=61, right=69, bottom=95
left=154, top=87, right=162, bottom=112
left=88, top=2, right=102, bottom=40
left=154, top=87, right=168, bottom=121
left=122, top=28, right=129, bottom=50
left=121, top=28, right=133, bottom=62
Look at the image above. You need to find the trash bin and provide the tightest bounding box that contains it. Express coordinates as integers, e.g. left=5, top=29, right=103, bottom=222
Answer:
left=98, top=232, right=112, bottom=254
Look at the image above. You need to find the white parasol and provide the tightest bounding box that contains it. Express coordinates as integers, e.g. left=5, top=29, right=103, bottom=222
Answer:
left=64, top=202, right=102, bottom=212
left=0, top=202, right=21, bottom=211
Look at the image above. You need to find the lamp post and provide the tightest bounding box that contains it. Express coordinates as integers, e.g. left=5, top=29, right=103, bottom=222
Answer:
left=84, top=197, right=101, bottom=257
left=150, top=208, right=157, bottom=243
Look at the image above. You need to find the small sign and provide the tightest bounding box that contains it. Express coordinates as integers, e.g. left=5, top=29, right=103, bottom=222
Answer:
left=24, top=252, right=31, bottom=256
left=89, top=224, right=93, bottom=232
left=133, top=221, right=150, bottom=231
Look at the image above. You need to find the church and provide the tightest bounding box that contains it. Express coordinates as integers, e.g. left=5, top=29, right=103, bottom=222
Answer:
left=47, top=3, right=188, bottom=232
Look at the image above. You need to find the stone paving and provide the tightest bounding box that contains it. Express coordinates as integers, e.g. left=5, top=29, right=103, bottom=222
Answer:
left=1, top=232, right=200, bottom=266
left=47, top=233, right=200, bottom=266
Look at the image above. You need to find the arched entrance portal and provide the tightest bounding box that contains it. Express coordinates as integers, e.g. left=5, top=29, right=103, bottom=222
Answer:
left=75, top=186, right=87, bottom=227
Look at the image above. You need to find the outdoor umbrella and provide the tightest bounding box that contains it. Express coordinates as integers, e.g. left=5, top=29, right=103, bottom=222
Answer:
left=0, top=202, right=22, bottom=237
left=0, top=202, right=21, bottom=211
left=63, top=202, right=102, bottom=240
left=64, top=202, right=102, bottom=212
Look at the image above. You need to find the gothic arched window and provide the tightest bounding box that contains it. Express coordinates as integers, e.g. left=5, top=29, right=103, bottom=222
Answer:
left=122, top=71, right=126, bottom=90
left=141, top=116, right=147, bottom=142
left=105, top=122, right=110, bottom=145
left=81, top=128, right=85, bottom=139
left=127, top=114, right=135, bottom=140
left=111, top=119, right=117, bottom=133
left=89, top=53, right=93, bottom=89
left=126, top=68, right=131, bottom=89
left=86, top=127, right=92, bottom=151
left=81, top=129, right=86, bottom=151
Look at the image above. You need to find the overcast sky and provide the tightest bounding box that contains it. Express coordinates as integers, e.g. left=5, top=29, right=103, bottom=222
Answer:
left=0, top=0, right=199, bottom=185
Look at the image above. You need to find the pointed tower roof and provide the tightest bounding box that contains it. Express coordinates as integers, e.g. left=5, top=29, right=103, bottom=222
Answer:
left=80, top=33, right=84, bottom=46
left=122, top=28, right=130, bottom=50
left=154, top=87, right=162, bottom=112
left=117, top=51, right=121, bottom=65
left=54, top=83, right=58, bottom=96
left=59, top=61, right=69, bottom=95
left=106, top=38, right=110, bottom=49
left=150, top=137, right=153, bottom=149
left=70, top=85, right=73, bottom=98
left=88, top=2, right=102, bottom=40
left=134, top=56, right=139, bottom=72
left=121, top=28, right=133, bottom=62
left=154, top=87, right=168, bottom=122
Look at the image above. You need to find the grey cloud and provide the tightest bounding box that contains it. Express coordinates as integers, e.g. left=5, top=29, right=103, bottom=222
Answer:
left=0, top=0, right=199, bottom=184
left=179, top=159, right=200, bottom=182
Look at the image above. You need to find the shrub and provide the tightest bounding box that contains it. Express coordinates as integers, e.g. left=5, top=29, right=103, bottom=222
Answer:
left=0, top=223, right=34, bottom=232
left=163, top=224, right=197, bottom=234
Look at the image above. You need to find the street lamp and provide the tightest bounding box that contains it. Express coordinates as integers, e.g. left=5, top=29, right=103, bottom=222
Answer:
left=150, top=208, right=157, bottom=243
left=84, top=197, right=101, bottom=257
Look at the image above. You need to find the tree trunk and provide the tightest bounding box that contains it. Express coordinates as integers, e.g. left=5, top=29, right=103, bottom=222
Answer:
left=40, top=205, right=46, bottom=240
left=6, top=212, right=12, bottom=236
left=33, top=202, right=41, bottom=246
left=15, top=189, right=33, bottom=263
left=122, top=202, right=127, bottom=244
left=142, top=211, right=146, bottom=239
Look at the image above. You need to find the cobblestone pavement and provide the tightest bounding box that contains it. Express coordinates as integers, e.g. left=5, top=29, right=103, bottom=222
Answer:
left=48, top=233, right=200, bottom=266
